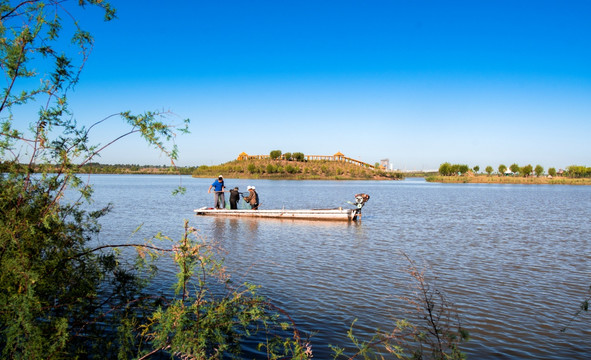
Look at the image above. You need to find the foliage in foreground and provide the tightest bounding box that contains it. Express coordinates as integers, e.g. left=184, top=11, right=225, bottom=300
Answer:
left=331, top=253, right=468, bottom=360
left=133, top=222, right=311, bottom=359
left=561, top=286, right=591, bottom=333
left=0, top=1, right=308, bottom=358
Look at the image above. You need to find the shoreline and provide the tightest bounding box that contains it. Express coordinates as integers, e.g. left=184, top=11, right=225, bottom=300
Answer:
left=191, top=174, right=401, bottom=181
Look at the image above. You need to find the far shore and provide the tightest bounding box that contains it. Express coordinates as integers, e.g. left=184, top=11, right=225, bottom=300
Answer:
left=426, top=175, right=591, bottom=185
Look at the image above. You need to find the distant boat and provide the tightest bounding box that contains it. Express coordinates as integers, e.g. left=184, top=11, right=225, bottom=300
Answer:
left=194, top=194, right=370, bottom=222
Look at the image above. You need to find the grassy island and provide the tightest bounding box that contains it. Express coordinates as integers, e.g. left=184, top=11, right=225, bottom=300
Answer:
left=192, top=159, right=404, bottom=180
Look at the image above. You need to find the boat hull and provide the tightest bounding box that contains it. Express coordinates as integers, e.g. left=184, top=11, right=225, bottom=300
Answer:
left=194, top=207, right=358, bottom=221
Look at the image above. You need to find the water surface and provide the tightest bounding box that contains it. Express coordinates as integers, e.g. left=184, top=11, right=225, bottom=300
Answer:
left=89, top=175, right=591, bottom=359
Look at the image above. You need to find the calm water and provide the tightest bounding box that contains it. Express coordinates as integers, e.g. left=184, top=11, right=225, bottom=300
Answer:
left=88, top=175, right=591, bottom=359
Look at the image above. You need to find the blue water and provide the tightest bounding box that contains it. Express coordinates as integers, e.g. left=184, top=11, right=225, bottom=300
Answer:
left=86, top=175, right=591, bottom=359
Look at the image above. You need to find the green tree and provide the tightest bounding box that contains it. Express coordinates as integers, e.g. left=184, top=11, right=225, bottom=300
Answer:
left=548, top=167, right=557, bottom=177
left=270, top=149, right=282, bottom=159
left=458, top=164, right=470, bottom=175
left=473, top=165, right=480, bottom=173
left=439, top=162, right=452, bottom=176
left=293, top=152, right=305, bottom=161
left=509, top=163, right=520, bottom=174
left=283, top=152, right=292, bottom=160
left=485, top=165, right=494, bottom=176
left=521, top=164, right=533, bottom=177
left=534, top=164, right=544, bottom=177
left=0, top=2, right=179, bottom=357
left=567, top=165, right=591, bottom=178
left=498, top=164, right=507, bottom=176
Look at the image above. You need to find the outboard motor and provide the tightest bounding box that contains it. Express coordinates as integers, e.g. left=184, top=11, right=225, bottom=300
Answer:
left=353, top=193, right=370, bottom=209
left=347, top=193, right=370, bottom=220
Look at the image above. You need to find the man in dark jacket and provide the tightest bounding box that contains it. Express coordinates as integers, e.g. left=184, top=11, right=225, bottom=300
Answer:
left=229, top=187, right=241, bottom=209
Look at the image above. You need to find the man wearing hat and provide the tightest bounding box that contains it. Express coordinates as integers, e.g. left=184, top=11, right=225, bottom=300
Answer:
left=207, top=175, right=226, bottom=209
left=243, top=185, right=259, bottom=210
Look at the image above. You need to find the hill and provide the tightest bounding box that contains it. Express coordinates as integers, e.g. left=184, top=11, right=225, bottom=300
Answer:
left=192, top=159, right=404, bottom=180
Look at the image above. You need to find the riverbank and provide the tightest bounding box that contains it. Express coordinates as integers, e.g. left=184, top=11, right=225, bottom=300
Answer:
left=426, top=175, right=591, bottom=185
left=192, top=159, right=404, bottom=180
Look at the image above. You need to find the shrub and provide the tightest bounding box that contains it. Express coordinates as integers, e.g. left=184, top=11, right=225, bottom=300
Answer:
left=285, top=164, right=299, bottom=174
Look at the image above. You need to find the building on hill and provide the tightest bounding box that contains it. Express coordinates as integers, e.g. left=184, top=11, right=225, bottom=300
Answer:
left=237, top=151, right=381, bottom=170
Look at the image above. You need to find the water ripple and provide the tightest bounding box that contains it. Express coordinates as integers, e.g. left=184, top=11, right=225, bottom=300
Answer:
left=88, top=175, right=591, bottom=359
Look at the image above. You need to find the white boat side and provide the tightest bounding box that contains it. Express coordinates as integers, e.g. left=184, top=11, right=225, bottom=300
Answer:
left=193, top=207, right=359, bottom=221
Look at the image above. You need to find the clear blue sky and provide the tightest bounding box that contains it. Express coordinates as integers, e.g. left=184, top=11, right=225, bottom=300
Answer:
left=66, top=0, right=590, bottom=170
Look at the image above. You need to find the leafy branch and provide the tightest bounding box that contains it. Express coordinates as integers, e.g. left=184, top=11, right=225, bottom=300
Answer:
left=561, top=286, right=591, bottom=332
left=331, top=252, right=468, bottom=360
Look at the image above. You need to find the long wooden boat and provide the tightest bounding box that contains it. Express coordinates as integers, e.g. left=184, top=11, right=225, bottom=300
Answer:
left=194, top=193, right=370, bottom=222
left=194, top=207, right=359, bottom=221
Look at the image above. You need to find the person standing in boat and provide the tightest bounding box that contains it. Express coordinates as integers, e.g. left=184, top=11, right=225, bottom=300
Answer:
left=243, top=186, right=259, bottom=210
left=229, top=187, right=241, bottom=209
left=207, top=175, right=226, bottom=209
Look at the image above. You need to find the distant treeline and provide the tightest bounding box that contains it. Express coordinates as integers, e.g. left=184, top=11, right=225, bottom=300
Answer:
left=0, top=162, right=197, bottom=175
left=438, top=162, right=591, bottom=178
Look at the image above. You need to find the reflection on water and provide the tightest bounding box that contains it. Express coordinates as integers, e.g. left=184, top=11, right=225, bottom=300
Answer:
left=89, top=175, right=591, bottom=359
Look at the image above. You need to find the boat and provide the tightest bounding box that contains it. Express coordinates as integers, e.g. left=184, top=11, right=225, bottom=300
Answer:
left=194, top=193, right=370, bottom=222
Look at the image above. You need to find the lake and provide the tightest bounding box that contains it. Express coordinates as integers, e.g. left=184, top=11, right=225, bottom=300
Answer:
left=88, top=174, right=591, bottom=359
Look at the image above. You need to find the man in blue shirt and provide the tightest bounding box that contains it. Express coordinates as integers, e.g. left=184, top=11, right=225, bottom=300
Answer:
left=207, top=175, right=225, bottom=209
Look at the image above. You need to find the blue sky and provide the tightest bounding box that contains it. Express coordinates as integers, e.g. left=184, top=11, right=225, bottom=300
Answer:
left=63, top=0, right=590, bottom=170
